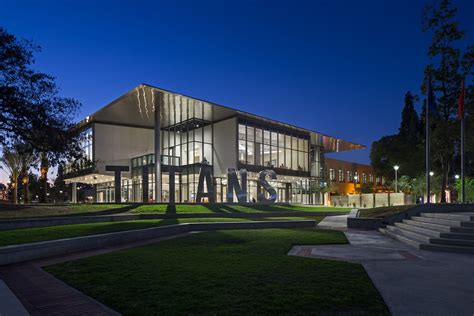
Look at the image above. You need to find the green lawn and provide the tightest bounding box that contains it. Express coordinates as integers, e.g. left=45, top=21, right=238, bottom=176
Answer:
left=0, top=217, right=323, bottom=247
left=0, top=203, right=349, bottom=220
left=131, top=203, right=349, bottom=214
left=0, top=204, right=132, bottom=219
left=46, top=229, right=389, bottom=315
left=359, top=205, right=414, bottom=218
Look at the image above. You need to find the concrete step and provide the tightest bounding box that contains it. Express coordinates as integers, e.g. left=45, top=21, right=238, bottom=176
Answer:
left=379, top=228, right=420, bottom=249
left=394, top=222, right=440, bottom=238
left=421, top=212, right=474, bottom=222
left=460, top=221, right=474, bottom=228
left=386, top=225, right=430, bottom=243
left=411, top=216, right=461, bottom=227
left=403, top=219, right=451, bottom=232
left=450, top=226, right=474, bottom=234
left=439, top=232, right=474, bottom=240
left=430, top=237, right=474, bottom=247
left=420, top=243, right=474, bottom=254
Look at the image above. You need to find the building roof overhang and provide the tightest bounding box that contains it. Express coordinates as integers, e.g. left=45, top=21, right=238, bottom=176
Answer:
left=80, top=84, right=365, bottom=153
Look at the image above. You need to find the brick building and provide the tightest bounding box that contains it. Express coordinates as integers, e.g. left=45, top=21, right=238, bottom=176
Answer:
left=324, top=158, right=385, bottom=195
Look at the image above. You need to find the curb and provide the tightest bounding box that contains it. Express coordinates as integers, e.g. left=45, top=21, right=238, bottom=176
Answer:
left=0, top=212, right=346, bottom=231
left=0, top=220, right=316, bottom=266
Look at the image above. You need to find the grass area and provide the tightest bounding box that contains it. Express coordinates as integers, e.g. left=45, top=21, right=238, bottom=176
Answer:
left=359, top=205, right=414, bottom=218
left=0, top=217, right=323, bottom=247
left=131, top=203, right=349, bottom=214
left=46, top=229, right=389, bottom=315
left=0, top=203, right=131, bottom=219
left=0, top=203, right=348, bottom=220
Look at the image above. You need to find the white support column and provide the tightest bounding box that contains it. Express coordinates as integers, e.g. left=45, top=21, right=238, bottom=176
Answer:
left=71, top=182, right=77, bottom=204
left=154, top=91, right=162, bottom=203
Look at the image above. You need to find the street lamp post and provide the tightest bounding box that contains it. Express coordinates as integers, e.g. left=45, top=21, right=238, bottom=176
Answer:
left=428, top=171, right=434, bottom=203
left=393, top=165, right=399, bottom=193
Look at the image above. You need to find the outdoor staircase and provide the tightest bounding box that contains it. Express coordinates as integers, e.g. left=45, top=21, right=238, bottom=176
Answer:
left=379, top=212, right=474, bottom=254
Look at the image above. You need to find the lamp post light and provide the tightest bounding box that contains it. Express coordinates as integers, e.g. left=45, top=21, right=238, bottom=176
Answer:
left=455, top=174, right=460, bottom=180
left=429, top=171, right=434, bottom=177
left=393, top=165, right=399, bottom=193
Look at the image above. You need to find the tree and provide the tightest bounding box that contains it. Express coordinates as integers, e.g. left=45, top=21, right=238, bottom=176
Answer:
left=399, top=92, right=422, bottom=140
left=395, top=175, right=414, bottom=194
left=0, top=27, right=82, bottom=165
left=454, top=177, right=474, bottom=202
left=422, top=0, right=473, bottom=202
left=371, top=92, right=424, bottom=180
left=51, top=165, right=69, bottom=202
left=1, top=147, right=21, bottom=204
left=39, top=152, right=49, bottom=203
left=17, top=143, right=37, bottom=204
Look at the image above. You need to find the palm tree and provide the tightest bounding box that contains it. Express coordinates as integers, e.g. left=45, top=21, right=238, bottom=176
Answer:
left=39, top=152, right=49, bottom=203
left=1, top=148, right=21, bottom=204
left=18, top=146, right=37, bottom=204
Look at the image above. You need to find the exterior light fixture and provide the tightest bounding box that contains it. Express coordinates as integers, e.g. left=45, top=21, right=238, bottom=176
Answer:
left=429, top=171, right=434, bottom=176
left=455, top=174, right=460, bottom=180
left=393, top=165, right=399, bottom=193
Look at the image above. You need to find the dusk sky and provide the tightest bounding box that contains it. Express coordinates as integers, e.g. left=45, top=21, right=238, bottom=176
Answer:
left=1, top=0, right=474, bottom=177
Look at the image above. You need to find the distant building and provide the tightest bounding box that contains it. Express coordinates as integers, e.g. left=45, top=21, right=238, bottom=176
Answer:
left=324, top=158, right=385, bottom=195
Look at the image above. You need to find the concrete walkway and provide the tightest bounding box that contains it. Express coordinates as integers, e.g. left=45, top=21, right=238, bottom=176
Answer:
left=0, top=279, right=29, bottom=316
left=0, top=233, right=191, bottom=315
left=290, top=229, right=474, bottom=316
left=317, top=214, right=348, bottom=230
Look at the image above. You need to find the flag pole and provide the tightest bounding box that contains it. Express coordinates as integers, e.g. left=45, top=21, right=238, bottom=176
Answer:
left=426, top=75, right=431, bottom=204
left=461, top=115, right=465, bottom=203
left=459, top=79, right=465, bottom=203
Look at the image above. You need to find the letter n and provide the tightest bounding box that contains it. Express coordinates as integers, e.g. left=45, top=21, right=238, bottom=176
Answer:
left=227, top=168, right=247, bottom=203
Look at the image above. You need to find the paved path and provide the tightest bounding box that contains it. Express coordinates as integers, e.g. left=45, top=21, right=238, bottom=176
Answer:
left=0, top=233, right=191, bottom=316
left=290, top=229, right=474, bottom=316
left=0, top=279, right=29, bottom=316
left=317, top=214, right=348, bottom=230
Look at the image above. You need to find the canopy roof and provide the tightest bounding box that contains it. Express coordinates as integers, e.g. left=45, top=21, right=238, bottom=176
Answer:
left=83, top=84, right=364, bottom=153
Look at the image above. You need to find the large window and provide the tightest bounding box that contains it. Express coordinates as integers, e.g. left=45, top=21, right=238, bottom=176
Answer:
left=162, top=124, right=212, bottom=165
left=346, top=170, right=352, bottom=182
left=338, top=169, right=344, bottom=182
left=237, top=122, right=309, bottom=172
left=81, top=127, right=93, bottom=161
left=161, top=94, right=213, bottom=166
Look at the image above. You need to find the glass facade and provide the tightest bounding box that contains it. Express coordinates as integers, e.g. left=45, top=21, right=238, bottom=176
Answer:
left=89, top=92, right=327, bottom=205
left=238, top=122, right=309, bottom=172
left=213, top=172, right=322, bottom=204
left=161, top=93, right=213, bottom=166
left=131, top=154, right=156, bottom=202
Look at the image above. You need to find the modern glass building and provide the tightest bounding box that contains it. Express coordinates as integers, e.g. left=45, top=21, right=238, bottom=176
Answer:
left=64, top=84, right=364, bottom=204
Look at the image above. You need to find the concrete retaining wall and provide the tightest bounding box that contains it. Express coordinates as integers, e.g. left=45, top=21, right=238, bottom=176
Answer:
left=0, top=220, right=317, bottom=266
left=0, top=212, right=345, bottom=231
left=347, top=217, right=384, bottom=230
left=331, top=193, right=409, bottom=208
